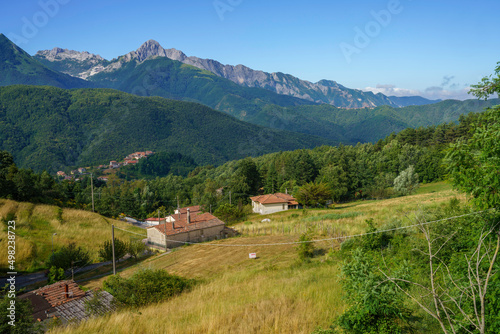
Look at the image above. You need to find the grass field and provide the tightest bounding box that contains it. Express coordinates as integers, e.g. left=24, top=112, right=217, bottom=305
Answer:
left=48, top=181, right=466, bottom=334
left=0, top=199, right=146, bottom=272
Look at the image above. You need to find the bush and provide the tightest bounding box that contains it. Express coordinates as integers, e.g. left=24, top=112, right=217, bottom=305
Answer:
left=297, top=228, right=315, bottom=261
left=127, top=240, right=148, bottom=259
left=99, top=238, right=127, bottom=262
left=335, top=248, right=414, bottom=334
left=103, top=269, right=194, bottom=307
left=48, top=242, right=91, bottom=270
left=48, top=266, right=65, bottom=284
left=0, top=295, right=41, bottom=333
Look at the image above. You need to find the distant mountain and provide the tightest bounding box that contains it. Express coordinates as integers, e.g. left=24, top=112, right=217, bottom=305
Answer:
left=0, top=85, right=332, bottom=172
left=388, top=95, right=441, bottom=107
left=34, top=40, right=446, bottom=109
left=34, top=47, right=110, bottom=79
left=81, top=51, right=315, bottom=119
left=248, top=98, right=500, bottom=144
left=36, top=40, right=400, bottom=108
left=0, top=34, right=92, bottom=89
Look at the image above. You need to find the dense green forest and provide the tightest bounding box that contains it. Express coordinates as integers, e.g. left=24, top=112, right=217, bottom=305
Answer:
left=254, top=98, right=500, bottom=143
left=0, top=85, right=331, bottom=171
left=0, top=97, right=491, bottom=220
left=1, top=84, right=496, bottom=174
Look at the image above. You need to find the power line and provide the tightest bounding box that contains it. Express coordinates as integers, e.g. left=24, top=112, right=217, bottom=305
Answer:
left=161, top=209, right=494, bottom=247
left=113, top=226, right=147, bottom=238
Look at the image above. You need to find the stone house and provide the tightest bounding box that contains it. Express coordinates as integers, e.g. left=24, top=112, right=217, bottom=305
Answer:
left=147, top=206, right=226, bottom=249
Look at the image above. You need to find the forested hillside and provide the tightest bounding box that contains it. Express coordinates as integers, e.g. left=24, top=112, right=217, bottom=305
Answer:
left=0, top=34, right=92, bottom=89
left=0, top=99, right=489, bottom=219
left=0, top=85, right=331, bottom=171
left=255, top=98, right=500, bottom=143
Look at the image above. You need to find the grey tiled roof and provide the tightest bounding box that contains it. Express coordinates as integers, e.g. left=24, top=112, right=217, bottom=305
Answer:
left=55, top=290, right=115, bottom=323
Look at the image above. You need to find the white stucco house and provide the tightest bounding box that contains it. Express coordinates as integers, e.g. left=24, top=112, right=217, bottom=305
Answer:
left=250, top=193, right=300, bottom=215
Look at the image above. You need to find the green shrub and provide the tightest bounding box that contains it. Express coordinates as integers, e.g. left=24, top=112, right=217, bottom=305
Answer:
left=48, top=242, right=91, bottom=270
left=99, top=238, right=127, bottom=261
left=103, top=269, right=194, bottom=307
left=297, top=228, right=315, bottom=261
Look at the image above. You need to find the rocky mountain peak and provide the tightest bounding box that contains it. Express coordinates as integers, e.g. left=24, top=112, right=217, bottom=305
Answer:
left=35, top=47, right=104, bottom=62
left=126, top=39, right=165, bottom=62
left=119, top=39, right=188, bottom=64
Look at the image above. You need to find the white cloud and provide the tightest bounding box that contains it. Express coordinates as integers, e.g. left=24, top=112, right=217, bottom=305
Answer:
left=363, top=84, right=472, bottom=101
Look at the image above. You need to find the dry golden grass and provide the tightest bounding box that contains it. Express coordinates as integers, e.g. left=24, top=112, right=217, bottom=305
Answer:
left=48, top=182, right=464, bottom=333
left=0, top=199, right=145, bottom=271
left=235, top=181, right=463, bottom=238
left=52, top=236, right=343, bottom=334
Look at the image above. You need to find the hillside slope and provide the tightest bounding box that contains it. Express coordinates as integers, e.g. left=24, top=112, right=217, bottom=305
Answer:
left=247, top=98, right=499, bottom=143
left=0, top=85, right=332, bottom=171
left=49, top=183, right=463, bottom=334
left=0, top=199, right=143, bottom=272
left=0, top=34, right=92, bottom=89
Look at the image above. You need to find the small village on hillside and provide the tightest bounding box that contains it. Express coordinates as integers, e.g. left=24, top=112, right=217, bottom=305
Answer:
left=55, top=151, right=155, bottom=181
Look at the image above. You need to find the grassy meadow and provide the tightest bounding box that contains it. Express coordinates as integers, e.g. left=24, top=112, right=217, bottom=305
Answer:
left=48, top=181, right=466, bottom=334
left=0, top=199, right=146, bottom=272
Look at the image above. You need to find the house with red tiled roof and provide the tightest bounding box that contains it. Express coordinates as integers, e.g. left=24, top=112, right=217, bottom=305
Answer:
left=109, top=161, right=120, bottom=168
left=146, top=207, right=226, bottom=249
left=250, top=193, right=300, bottom=215
left=18, top=280, right=115, bottom=324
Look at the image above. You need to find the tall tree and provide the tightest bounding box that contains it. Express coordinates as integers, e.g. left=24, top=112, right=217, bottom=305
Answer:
left=447, top=63, right=500, bottom=209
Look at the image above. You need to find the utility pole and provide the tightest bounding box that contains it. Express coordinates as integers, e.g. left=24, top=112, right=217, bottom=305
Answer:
left=112, top=225, right=116, bottom=275
left=91, top=173, right=95, bottom=212
left=51, top=233, right=57, bottom=255
left=164, top=212, right=168, bottom=252
left=177, top=195, right=180, bottom=210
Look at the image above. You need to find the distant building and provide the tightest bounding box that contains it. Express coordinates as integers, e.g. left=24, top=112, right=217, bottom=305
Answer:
left=56, top=171, right=66, bottom=177
left=250, top=193, right=300, bottom=215
left=123, top=159, right=138, bottom=166
left=77, top=167, right=86, bottom=174
left=109, top=161, right=120, bottom=168
left=147, top=206, right=226, bottom=249
left=18, top=280, right=115, bottom=325
left=144, top=217, right=167, bottom=226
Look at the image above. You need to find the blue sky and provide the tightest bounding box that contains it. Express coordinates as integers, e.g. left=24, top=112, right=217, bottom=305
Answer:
left=2, top=0, right=499, bottom=100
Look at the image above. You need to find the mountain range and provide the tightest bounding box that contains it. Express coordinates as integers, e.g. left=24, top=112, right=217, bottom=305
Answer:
left=0, top=33, right=494, bottom=172
left=34, top=39, right=439, bottom=108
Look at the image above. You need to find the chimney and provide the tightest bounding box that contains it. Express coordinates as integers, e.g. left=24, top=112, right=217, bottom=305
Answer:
left=171, top=221, right=175, bottom=230
left=187, top=208, right=191, bottom=224
left=64, top=283, right=69, bottom=299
